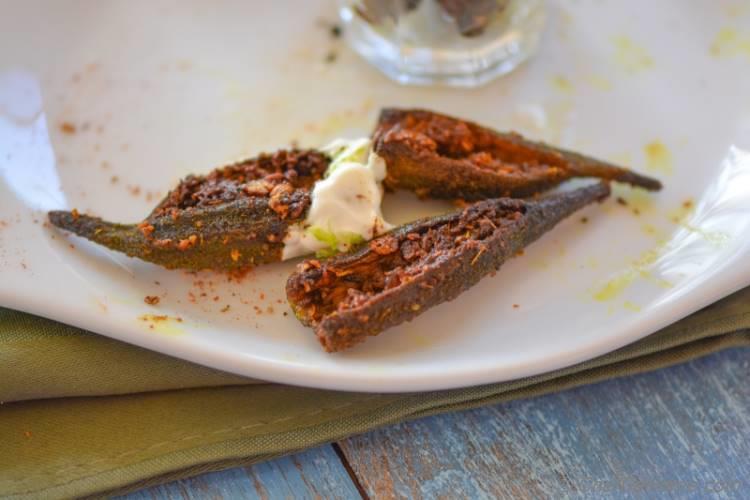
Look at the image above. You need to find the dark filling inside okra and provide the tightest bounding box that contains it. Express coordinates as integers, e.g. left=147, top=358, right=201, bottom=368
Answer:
left=290, top=202, right=524, bottom=324
left=152, top=149, right=329, bottom=217
left=383, top=113, right=560, bottom=174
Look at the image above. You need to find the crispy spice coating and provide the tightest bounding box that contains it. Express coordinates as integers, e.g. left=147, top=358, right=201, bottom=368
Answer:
left=48, top=150, right=329, bottom=272
left=373, top=108, right=661, bottom=200
left=287, top=182, right=610, bottom=352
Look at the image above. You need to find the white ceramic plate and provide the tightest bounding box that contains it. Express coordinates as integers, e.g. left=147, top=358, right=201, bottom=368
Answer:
left=1, top=0, right=749, bottom=392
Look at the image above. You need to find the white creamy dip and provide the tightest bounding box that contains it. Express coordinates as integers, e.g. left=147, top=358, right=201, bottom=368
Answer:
left=281, top=138, right=393, bottom=260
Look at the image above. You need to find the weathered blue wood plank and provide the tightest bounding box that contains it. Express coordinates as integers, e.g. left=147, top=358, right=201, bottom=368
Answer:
left=339, top=348, right=750, bottom=499
left=119, top=445, right=361, bottom=500
left=129, top=348, right=749, bottom=499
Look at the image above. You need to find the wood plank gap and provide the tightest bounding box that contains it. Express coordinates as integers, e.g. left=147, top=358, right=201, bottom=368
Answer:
left=332, top=443, right=370, bottom=500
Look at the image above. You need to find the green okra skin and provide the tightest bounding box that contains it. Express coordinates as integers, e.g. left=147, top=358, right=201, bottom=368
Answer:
left=287, top=182, right=611, bottom=352
left=374, top=108, right=662, bottom=200
left=48, top=148, right=331, bottom=272
left=48, top=198, right=295, bottom=272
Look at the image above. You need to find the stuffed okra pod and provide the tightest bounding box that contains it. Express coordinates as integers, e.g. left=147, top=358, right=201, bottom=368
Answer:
left=286, top=182, right=610, bottom=352
left=49, top=149, right=333, bottom=271
left=373, top=108, right=662, bottom=200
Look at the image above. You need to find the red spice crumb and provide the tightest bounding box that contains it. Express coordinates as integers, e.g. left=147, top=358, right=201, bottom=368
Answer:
left=266, top=306, right=274, bottom=314
left=302, top=260, right=320, bottom=271
left=616, top=197, right=628, bottom=206
left=23, top=431, right=32, bottom=438
left=213, top=295, right=220, bottom=302
left=69, top=244, right=75, bottom=249
left=682, top=199, right=694, bottom=209
left=144, top=295, right=160, bottom=306
left=259, top=292, right=266, bottom=300
left=137, top=222, right=155, bottom=237
left=60, top=122, right=76, bottom=134
left=110, top=176, right=119, bottom=184
left=370, top=236, right=399, bottom=255
left=128, top=185, right=142, bottom=196
left=177, top=234, right=198, bottom=251
left=152, top=238, right=172, bottom=248
left=220, top=304, right=231, bottom=313
left=516, top=249, right=524, bottom=257
left=513, top=304, right=520, bottom=309
left=227, top=267, right=253, bottom=282
left=230, top=248, right=241, bottom=262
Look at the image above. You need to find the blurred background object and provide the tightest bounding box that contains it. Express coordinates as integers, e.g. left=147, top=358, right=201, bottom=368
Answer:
left=339, top=0, right=546, bottom=87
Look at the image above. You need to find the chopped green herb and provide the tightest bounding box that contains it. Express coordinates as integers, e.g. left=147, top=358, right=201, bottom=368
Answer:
left=308, top=225, right=365, bottom=258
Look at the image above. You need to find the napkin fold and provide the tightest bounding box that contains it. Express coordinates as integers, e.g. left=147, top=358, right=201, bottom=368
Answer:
left=2, top=287, right=749, bottom=499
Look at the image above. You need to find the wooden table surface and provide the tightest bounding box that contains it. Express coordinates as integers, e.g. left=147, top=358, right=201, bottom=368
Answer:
left=121, top=347, right=749, bottom=499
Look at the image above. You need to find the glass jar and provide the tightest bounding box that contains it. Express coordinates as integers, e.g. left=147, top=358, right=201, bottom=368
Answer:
left=339, top=0, right=546, bottom=87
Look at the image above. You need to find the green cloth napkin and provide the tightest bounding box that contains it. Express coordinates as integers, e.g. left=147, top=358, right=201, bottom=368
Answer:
left=2, top=287, right=749, bottom=500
